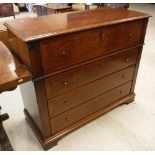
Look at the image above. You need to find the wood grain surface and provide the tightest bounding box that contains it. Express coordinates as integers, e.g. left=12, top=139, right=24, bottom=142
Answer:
left=0, top=41, right=32, bottom=93
left=4, top=8, right=150, bottom=41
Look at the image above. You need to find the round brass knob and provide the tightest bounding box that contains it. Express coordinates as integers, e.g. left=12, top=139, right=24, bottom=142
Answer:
left=128, top=32, right=133, bottom=38
left=65, top=117, right=70, bottom=121
left=125, top=58, right=129, bottom=62
left=63, top=81, right=68, bottom=87
left=100, top=31, right=104, bottom=40
left=61, top=51, right=66, bottom=57
left=64, top=101, right=69, bottom=105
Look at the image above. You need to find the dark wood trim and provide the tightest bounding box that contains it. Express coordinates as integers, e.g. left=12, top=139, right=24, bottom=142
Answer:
left=4, top=9, right=151, bottom=42
left=140, top=18, right=149, bottom=44
left=28, top=42, right=43, bottom=78
left=130, top=47, right=143, bottom=94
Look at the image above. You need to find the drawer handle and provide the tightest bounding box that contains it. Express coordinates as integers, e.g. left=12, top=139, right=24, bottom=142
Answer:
left=120, top=90, right=122, bottom=94
left=63, top=81, right=68, bottom=87
left=60, top=51, right=66, bottom=57
left=122, top=75, right=125, bottom=79
left=125, top=58, right=129, bottom=62
left=64, top=101, right=69, bottom=105
left=65, top=117, right=70, bottom=121
left=100, top=31, right=104, bottom=40
left=128, top=32, right=133, bottom=38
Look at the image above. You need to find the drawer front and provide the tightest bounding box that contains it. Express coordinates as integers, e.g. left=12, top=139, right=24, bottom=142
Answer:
left=48, top=66, right=135, bottom=117
left=40, top=20, right=143, bottom=74
left=50, top=81, right=132, bottom=134
left=45, top=49, right=138, bottom=99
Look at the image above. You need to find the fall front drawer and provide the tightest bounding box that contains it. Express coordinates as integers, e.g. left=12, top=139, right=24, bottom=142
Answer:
left=40, top=20, right=143, bottom=74
left=45, top=48, right=138, bottom=99
left=48, top=66, right=135, bottom=117
left=50, top=81, right=132, bottom=134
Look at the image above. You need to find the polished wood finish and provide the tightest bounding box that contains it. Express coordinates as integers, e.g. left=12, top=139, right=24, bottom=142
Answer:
left=51, top=81, right=132, bottom=134
left=0, top=30, right=9, bottom=48
left=0, top=25, right=10, bottom=49
left=8, top=30, right=43, bottom=78
left=0, top=29, right=7, bottom=41
left=48, top=66, right=135, bottom=117
left=0, top=41, right=31, bottom=93
left=4, top=8, right=150, bottom=150
left=45, top=48, right=138, bottom=99
left=25, top=93, right=135, bottom=150
left=7, top=30, right=32, bottom=72
left=40, top=20, right=143, bottom=74
left=4, top=8, right=150, bottom=42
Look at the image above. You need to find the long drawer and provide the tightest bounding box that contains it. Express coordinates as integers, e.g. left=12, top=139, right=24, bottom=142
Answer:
left=48, top=66, right=135, bottom=117
left=45, top=48, right=138, bottom=99
left=40, top=20, right=143, bottom=74
left=50, top=81, right=132, bottom=134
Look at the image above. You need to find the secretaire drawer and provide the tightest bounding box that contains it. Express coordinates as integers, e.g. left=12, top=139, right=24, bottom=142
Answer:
left=50, top=81, right=132, bottom=134
left=48, top=66, right=135, bottom=118
left=45, top=48, right=138, bottom=99
left=40, top=20, right=143, bottom=74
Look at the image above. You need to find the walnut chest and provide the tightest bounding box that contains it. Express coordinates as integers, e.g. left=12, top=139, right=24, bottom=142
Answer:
left=4, top=8, right=150, bottom=150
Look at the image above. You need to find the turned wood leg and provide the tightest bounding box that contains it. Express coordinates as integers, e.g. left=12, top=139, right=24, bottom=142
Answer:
left=0, top=106, right=13, bottom=151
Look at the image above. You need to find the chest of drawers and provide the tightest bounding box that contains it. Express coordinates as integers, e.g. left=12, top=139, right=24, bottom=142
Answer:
left=4, top=8, right=150, bottom=150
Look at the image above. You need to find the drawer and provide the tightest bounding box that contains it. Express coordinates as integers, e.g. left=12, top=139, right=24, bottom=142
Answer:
left=50, top=81, right=132, bottom=134
left=45, top=48, right=138, bottom=99
left=48, top=66, right=135, bottom=117
left=40, top=20, right=143, bottom=74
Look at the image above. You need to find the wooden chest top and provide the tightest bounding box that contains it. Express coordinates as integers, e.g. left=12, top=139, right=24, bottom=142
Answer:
left=4, top=8, right=150, bottom=42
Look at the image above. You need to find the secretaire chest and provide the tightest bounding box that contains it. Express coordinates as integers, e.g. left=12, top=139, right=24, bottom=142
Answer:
left=4, top=8, right=150, bottom=150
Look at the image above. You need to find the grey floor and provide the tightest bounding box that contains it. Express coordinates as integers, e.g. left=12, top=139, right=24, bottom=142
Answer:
left=0, top=4, right=155, bottom=151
